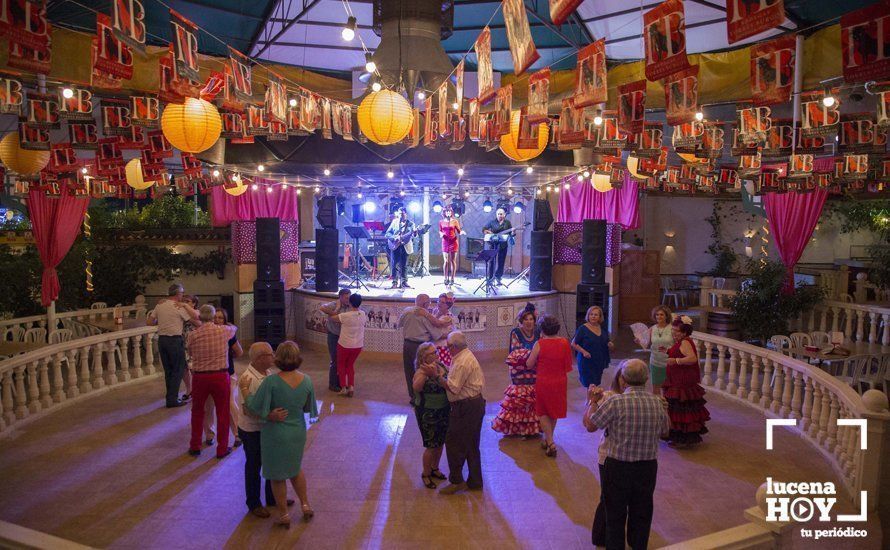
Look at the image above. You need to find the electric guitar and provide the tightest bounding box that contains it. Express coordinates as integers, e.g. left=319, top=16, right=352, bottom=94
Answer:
left=387, top=223, right=431, bottom=253
left=483, top=222, right=530, bottom=243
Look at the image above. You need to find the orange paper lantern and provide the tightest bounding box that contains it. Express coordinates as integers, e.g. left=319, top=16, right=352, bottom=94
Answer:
left=161, top=97, right=222, bottom=153
left=500, top=110, right=549, bottom=162
left=357, top=89, right=414, bottom=145
left=125, top=158, right=154, bottom=190
left=677, top=152, right=706, bottom=164
left=0, top=133, right=50, bottom=176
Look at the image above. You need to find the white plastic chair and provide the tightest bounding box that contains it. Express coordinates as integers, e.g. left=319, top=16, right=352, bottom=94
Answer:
left=6, top=326, right=25, bottom=342
left=839, top=293, right=854, bottom=303
left=836, top=356, right=871, bottom=393
left=789, top=332, right=811, bottom=349
left=661, top=277, right=683, bottom=309
left=23, top=328, right=46, bottom=343
left=49, top=329, right=73, bottom=344
left=72, top=322, right=91, bottom=338
left=91, top=302, right=108, bottom=310
left=810, top=331, right=830, bottom=348
left=859, top=355, right=889, bottom=393
left=769, top=335, right=792, bottom=355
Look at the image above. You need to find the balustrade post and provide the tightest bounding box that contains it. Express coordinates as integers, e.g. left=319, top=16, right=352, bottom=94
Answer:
left=105, top=341, right=118, bottom=386
left=736, top=351, right=748, bottom=399
left=780, top=366, right=793, bottom=417
left=748, top=356, right=761, bottom=404
left=130, top=335, right=142, bottom=378
left=867, top=313, right=878, bottom=344
left=143, top=334, right=155, bottom=375
left=801, top=376, right=814, bottom=431
left=2, top=371, right=15, bottom=426
left=830, top=306, right=840, bottom=333
left=79, top=345, right=93, bottom=394
left=809, top=383, right=824, bottom=439
left=92, top=343, right=105, bottom=389
left=51, top=353, right=65, bottom=403
left=789, top=371, right=803, bottom=420
left=819, top=307, right=828, bottom=332
left=882, top=313, right=889, bottom=346
left=37, top=358, right=52, bottom=410
left=844, top=307, right=854, bottom=338
left=770, top=363, right=785, bottom=414
left=118, top=337, right=131, bottom=382
left=65, top=350, right=78, bottom=398
left=702, top=342, right=714, bottom=387
left=715, top=345, right=726, bottom=390
left=759, top=359, right=773, bottom=409
left=727, top=348, right=739, bottom=394
left=824, top=394, right=839, bottom=451
left=856, top=312, right=865, bottom=342
left=14, top=366, right=28, bottom=418
left=28, top=361, right=43, bottom=413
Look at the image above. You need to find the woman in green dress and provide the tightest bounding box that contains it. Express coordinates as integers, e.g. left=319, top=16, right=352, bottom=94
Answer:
left=247, top=341, right=318, bottom=527
left=635, top=305, right=673, bottom=395
left=412, top=342, right=450, bottom=489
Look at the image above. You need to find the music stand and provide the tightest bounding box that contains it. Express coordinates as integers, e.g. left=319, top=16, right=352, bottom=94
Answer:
left=344, top=226, right=371, bottom=291
left=473, top=249, right=499, bottom=296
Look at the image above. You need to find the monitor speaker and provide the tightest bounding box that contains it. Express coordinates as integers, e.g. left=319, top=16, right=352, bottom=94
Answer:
left=581, top=219, right=606, bottom=284
left=255, top=217, right=280, bottom=281
left=315, top=228, right=339, bottom=292
left=533, top=199, right=554, bottom=231
left=576, top=283, right=609, bottom=331
left=529, top=230, right=553, bottom=292
left=316, top=196, right=337, bottom=229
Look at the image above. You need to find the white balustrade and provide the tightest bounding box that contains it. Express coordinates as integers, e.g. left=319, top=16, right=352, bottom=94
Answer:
left=0, top=304, right=147, bottom=341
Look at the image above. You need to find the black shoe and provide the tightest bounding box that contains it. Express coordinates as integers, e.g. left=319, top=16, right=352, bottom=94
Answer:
left=400, top=282, right=412, bottom=289
left=166, top=400, right=188, bottom=408
left=216, top=448, right=233, bottom=459
left=180, top=393, right=191, bottom=402
left=496, top=279, right=503, bottom=286
left=391, top=282, right=399, bottom=289
left=205, top=438, right=214, bottom=447
left=329, top=385, right=342, bottom=392
left=188, top=449, right=201, bottom=456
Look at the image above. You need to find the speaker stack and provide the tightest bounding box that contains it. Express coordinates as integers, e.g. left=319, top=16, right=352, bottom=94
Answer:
left=254, top=218, right=286, bottom=347
left=576, top=219, right=609, bottom=330
left=314, top=197, right=340, bottom=293
left=529, top=199, right=554, bottom=292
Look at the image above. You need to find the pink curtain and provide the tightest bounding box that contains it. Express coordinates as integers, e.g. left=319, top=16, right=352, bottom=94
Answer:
left=210, top=178, right=300, bottom=226
left=26, top=189, right=89, bottom=306
left=763, top=189, right=828, bottom=293
left=557, top=173, right=640, bottom=229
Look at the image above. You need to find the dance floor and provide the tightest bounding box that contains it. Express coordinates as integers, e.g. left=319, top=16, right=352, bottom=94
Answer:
left=303, top=274, right=552, bottom=299
left=0, top=340, right=875, bottom=549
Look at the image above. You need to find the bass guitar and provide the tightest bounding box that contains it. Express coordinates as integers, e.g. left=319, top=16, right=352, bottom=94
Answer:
left=387, top=223, right=431, bottom=253
left=483, top=222, right=530, bottom=243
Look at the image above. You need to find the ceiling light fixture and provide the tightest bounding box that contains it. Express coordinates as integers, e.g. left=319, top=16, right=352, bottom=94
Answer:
left=257, top=164, right=265, bottom=172
left=62, top=87, right=74, bottom=99
left=364, top=53, right=376, bottom=73
left=526, top=166, right=533, bottom=174
left=417, top=90, right=425, bottom=100
left=371, top=81, right=382, bottom=93
left=822, top=94, right=836, bottom=107
left=695, top=111, right=704, bottom=121
left=457, top=167, right=464, bottom=176
left=212, top=169, right=220, bottom=178
left=288, top=98, right=297, bottom=107
left=387, top=170, right=394, bottom=179
left=342, top=16, right=357, bottom=41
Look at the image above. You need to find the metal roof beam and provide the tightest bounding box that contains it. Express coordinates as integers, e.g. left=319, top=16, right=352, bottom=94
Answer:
left=254, top=0, right=324, bottom=58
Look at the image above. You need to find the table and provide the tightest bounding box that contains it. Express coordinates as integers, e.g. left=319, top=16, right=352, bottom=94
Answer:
left=790, top=340, right=890, bottom=367
left=0, top=341, right=46, bottom=357
left=81, top=318, right=147, bottom=333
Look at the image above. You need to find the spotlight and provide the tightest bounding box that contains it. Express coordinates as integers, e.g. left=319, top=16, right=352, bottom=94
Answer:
left=387, top=170, right=394, bottom=179
left=695, top=111, right=704, bottom=121
left=323, top=168, right=331, bottom=176
left=364, top=53, right=376, bottom=73
left=593, top=115, right=603, bottom=126
left=822, top=94, right=836, bottom=107
left=399, top=189, right=406, bottom=197
left=408, top=200, right=422, bottom=213
left=507, top=188, right=514, bottom=196
left=289, top=98, right=297, bottom=107
left=547, top=185, right=553, bottom=192
left=212, top=169, right=220, bottom=178
left=251, top=183, right=258, bottom=191
left=463, top=190, right=470, bottom=198
left=483, top=199, right=493, bottom=213
left=457, top=167, right=464, bottom=176
left=266, top=186, right=273, bottom=193
left=362, top=200, right=377, bottom=213
left=342, top=16, right=357, bottom=41
left=371, top=81, right=382, bottom=93
left=296, top=188, right=302, bottom=195
left=357, top=192, right=363, bottom=199
left=314, top=186, right=321, bottom=194
left=536, top=188, right=542, bottom=196
left=257, top=164, right=265, bottom=172
left=417, top=90, right=425, bottom=100
left=432, top=200, right=443, bottom=213
left=555, top=185, right=561, bottom=193
left=513, top=201, right=525, bottom=214
left=452, top=102, right=459, bottom=110
left=441, top=193, right=447, bottom=199
left=62, top=87, right=74, bottom=99
left=526, top=166, right=533, bottom=174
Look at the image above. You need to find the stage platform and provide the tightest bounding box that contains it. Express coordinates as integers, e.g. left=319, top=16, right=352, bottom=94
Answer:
left=299, top=274, right=552, bottom=301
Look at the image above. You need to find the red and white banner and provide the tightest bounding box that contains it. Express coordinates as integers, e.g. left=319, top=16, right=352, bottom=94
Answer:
left=265, top=71, right=286, bottom=124
left=618, top=79, right=646, bottom=135
left=841, top=0, right=890, bottom=83
left=228, top=46, right=253, bottom=102
left=95, top=13, right=134, bottom=80
left=131, top=95, right=160, bottom=127
left=558, top=98, right=585, bottom=148
left=112, top=0, right=147, bottom=54
left=468, top=98, right=480, bottom=141
left=474, top=27, right=495, bottom=104
left=57, top=87, right=93, bottom=122
left=494, top=85, right=512, bottom=136
left=800, top=91, right=841, bottom=139
left=549, top=0, right=583, bottom=27
left=574, top=39, right=607, bottom=108
left=726, top=0, right=785, bottom=45
left=0, top=0, right=50, bottom=53
left=503, top=0, right=539, bottom=76
left=664, top=65, right=698, bottom=126
left=423, top=95, right=436, bottom=147
left=750, top=35, right=795, bottom=106
left=25, top=91, right=58, bottom=128
left=101, top=98, right=131, bottom=136
left=18, top=121, right=50, bottom=151
left=7, top=21, right=51, bottom=75
left=0, top=76, right=23, bottom=115
left=527, top=68, right=550, bottom=123
left=169, top=9, right=200, bottom=82
left=736, top=104, right=771, bottom=144
left=643, top=0, right=690, bottom=82
left=454, top=60, right=464, bottom=118
left=68, top=122, right=99, bottom=150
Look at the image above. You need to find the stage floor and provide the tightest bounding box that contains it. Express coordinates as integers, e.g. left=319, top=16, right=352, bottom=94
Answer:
left=300, top=274, right=554, bottom=301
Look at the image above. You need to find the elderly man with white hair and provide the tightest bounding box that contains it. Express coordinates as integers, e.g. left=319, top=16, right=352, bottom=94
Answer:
left=421, top=331, right=485, bottom=495
left=186, top=304, right=238, bottom=459
left=584, top=359, right=670, bottom=550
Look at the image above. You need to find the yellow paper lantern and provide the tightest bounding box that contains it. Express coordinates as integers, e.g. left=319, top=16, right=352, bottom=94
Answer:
left=125, top=158, right=154, bottom=190
left=627, top=155, right=642, bottom=179
left=0, top=133, right=50, bottom=176
left=677, top=152, right=706, bottom=164
left=357, top=89, right=413, bottom=145
left=500, top=110, right=549, bottom=162
left=592, top=173, right=613, bottom=192
left=224, top=183, right=248, bottom=196
left=161, top=97, right=222, bottom=153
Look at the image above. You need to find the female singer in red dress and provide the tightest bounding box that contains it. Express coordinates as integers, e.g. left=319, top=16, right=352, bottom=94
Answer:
left=438, top=205, right=464, bottom=286
left=662, top=316, right=709, bottom=448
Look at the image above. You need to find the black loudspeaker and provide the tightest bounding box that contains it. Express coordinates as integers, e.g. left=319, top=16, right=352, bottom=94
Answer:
left=254, top=280, right=285, bottom=348
left=533, top=199, right=554, bottom=231
left=576, top=283, right=609, bottom=331
left=529, top=231, right=553, bottom=291
left=315, top=228, right=339, bottom=292
left=316, top=196, right=337, bottom=229
left=351, top=204, right=365, bottom=223
left=256, top=217, right=280, bottom=281
left=581, top=219, right=607, bottom=284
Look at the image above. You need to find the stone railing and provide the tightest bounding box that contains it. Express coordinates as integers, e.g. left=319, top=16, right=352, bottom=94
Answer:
left=698, top=287, right=737, bottom=310
left=796, top=300, right=890, bottom=346
left=691, top=330, right=889, bottom=511
left=0, top=325, right=159, bottom=435
left=0, top=304, right=147, bottom=338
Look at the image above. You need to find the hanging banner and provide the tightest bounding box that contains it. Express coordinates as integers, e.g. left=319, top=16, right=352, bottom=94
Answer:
left=789, top=153, right=814, bottom=176
left=454, top=59, right=464, bottom=118
left=494, top=85, right=512, bottom=136
left=320, top=97, right=332, bottom=139
left=838, top=113, right=878, bottom=154
left=468, top=98, right=480, bottom=141
left=762, top=118, right=793, bottom=158
left=503, top=0, right=540, bottom=76
left=117, top=126, right=145, bottom=149
left=474, top=27, right=495, bottom=104
left=794, top=124, right=826, bottom=155
left=618, top=79, right=646, bottom=135
left=423, top=95, right=436, bottom=147
left=220, top=109, right=245, bottom=138
left=671, top=121, right=703, bottom=153
left=7, top=23, right=51, bottom=75
left=147, top=130, right=173, bottom=158
left=736, top=104, right=771, bottom=143
left=102, top=98, right=131, bottom=136
left=0, top=76, right=23, bottom=115
left=730, top=123, right=760, bottom=157
left=877, top=84, right=890, bottom=128
left=697, top=121, right=725, bottom=159
left=664, top=64, right=698, bottom=126
left=800, top=91, right=840, bottom=139
left=558, top=98, right=585, bottom=148
left=402, top=107, right=421, bottom=148
left=516, top=107, right=538, bottom=149
left=18, top=121, right=49, bottom=151
left=549, top=0, right=582, bottom=26
left=437, top=83, right=449, bottom=138
left=96, top=137, right=123, bottom=176
left=47, top=143, right=78, bottom=174
left=57, top=87, right=93, bottom=122
left=246, top=104, right=270, bottom=135
left=25, top=92, right=58, bottom=128
left=265, top=71, right=286, bottom=124
left=91, top=36, right=122, bottom=90
left=131, top=95, right=160, bottom=127
left=750, top=35, right=795, bottom=107
left=112, top=0, right=147, bottom=55
left=593, top=111, right=626, bottom=151
left=227, top=46, right=253, bottom=102
left=726, top=0, right=785, bottom=45
left=841, top=0, right=890, bottom=83
left=169, top=9, right=200, bottom=82
left=527, top=68, right=550, bottom=123
left=0, top=0, right=50, bottom=52
left=574, top=39, right=607, bottom=108
left=158, top=49, right=184, bottom=104
left=95, top=13, right=133, bottom=80
left=643, top=0, right=690, bottom=82
left=68, top=122, right=98, bottom=150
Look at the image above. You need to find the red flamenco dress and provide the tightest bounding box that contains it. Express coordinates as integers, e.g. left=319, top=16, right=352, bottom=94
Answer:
left=662, top=337, right=710, bottom=445
left=491, top=344, right=541, bottom=436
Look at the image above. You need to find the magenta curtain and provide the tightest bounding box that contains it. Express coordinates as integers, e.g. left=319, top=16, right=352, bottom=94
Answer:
left=211, top=178, right=300, bottom=226
left=26, top=189, right=89, bottom=306
left=557, top=173, right=640, bottom=229
left=763, top=189, right=828, bottom=292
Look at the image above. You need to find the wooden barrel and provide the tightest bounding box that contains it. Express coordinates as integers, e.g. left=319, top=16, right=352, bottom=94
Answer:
left=708, top=311, right=740, bottom=339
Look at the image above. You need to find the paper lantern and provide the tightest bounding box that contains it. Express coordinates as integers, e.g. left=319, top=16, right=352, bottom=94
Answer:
left=500, top=110, right=549, bottom=162
left=0, top=133, right=50, bottom=176
left=161, top=97, right=222, bottom=153
left=627, top=155, right=642, bottom=179
left=224, top=183, right=248, bottom=196
left=357, top=89, right=413, bottom=145
left=677, top=152, right=706, bottom=164
left=592, top=173, right=613, bottom=192
left=125, top=158, right=154, bottom=190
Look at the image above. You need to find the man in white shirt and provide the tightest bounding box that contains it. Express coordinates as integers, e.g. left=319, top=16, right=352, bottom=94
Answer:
left=326, top=293, right=367, bottom=397
left=319, top=288, right=351, bottom=392
left=237, top=342, right=289, bottom=518
left=147, top=283, right=200, bottom=408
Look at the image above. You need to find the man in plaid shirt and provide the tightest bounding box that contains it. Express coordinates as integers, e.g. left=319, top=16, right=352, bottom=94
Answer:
left=585, top=359, right=670, bottom=550
left=187, top=304, right=239, bottom=459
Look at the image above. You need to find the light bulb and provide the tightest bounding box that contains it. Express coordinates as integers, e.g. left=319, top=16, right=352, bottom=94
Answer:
left=81, top=167, right=88, bottom=174
left=583, top=170, right=591, bottom=178
left=296, top=188, right=301, bottom=195
left=463, top=190, right=470, bottom=198
left=526, top=166, right=533, bottom=174
left=257, top=164, right=265, bottom=172
left=323, top=168, right=331, bottom=176
left=452, top=102, right=459, bottom=110
left=387, top=170, right=394, bottom=179
left=555, top=186, right=561, bottom=193
left=536, top=188, right=542, bottom=196
left=507, top=188, right=514, bottom=195
left=399, top=190, right=406, bottom=196
left=564, top=183, right=571, bottom=190
left=364, top=53, right=376, bottom=73
left=212, top=169, right=220, bottom=178
left=822, top=95, right=836, bottom=107
left=62, top=87, right=74, bottom=99
left=408, top=200, right=422, bottom=213
left=417, top=91, right=425, bottom=100
left=593, top=115, right=603, bottom=126
left=483, top=199, right=493, bottom=212
left=441, top=193, right=447, bottom=199
left=251, top=183, right=258, bottom=191
left=342, top=16, right=356, bottom=41
left=314, top=186, right=321, bottom=194
left=457, top=167, right=464, bottom=176
left=371, top=82, right=382, bottom=93
left=577, top=174, right=584, bottom=182
left=266, top=186, right=273, bottom=193
left=695, top=111, right=704, bottom=121
left=288, top=98, right=297, bottom=107
left=357, top=192, right=363, bottom=199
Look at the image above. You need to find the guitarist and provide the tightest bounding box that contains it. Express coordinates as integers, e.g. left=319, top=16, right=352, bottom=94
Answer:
left=482, top=207, right=513, bottom=285
left=385, top=207, right=415, bottom=289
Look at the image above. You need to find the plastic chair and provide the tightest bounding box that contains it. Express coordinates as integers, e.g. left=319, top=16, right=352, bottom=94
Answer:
left=836, top=356, right=871, bottom=393
left=789, top=332, right=811, bottom=349
left=661, top=277, right=683, bottom=309
left=49, top=329, right=73, bottom=344
left=859, top=355, right=889, bottom=393
left=810, top=331, right=830, bottom=348
left=6, top=326, right=25, bottom=342
left=769, top=335, right=792, bottom=355
left=23, top=328, right=46, bottom=343
left=91, top=302, right=108, bottom=310
left=839, top=293, right=854, bottom=304
left=71, top=322, right=91, bottom=338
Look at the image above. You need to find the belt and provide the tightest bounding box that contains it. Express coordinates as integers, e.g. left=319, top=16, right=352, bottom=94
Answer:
left=193, top=369, right=228, bottom=375
left=451, top=394, right=483, bottom=404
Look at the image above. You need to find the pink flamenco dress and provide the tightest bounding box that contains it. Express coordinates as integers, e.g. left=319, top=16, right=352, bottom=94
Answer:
left=491, top=329, right=541, bottom=436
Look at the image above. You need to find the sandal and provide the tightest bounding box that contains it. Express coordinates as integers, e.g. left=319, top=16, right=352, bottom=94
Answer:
left=430, top=469, right=447, bottom=481
left=421, top=474, right=437, bottom=489
left=274, top=513, right=291, bottom=529
left=544, top=443, right=558, bottom=458
left=301, top=504, right=314, bottom=521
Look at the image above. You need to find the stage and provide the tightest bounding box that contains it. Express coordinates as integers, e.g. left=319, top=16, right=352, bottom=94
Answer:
left=300, top=274, right=553, bottom=301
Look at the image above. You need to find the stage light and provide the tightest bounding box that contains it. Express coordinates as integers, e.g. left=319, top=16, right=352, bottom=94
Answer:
left=432, top=200, right=443, bottom=213
left=212, top=169, right=220, bottom=178
left=507, top=188, right=514, bottom=196
left=463, top=190, right=470, bottom=198
left=536, top=188, right=542, bottom=196
left=62, top=87, right=74, bottom=99
left=593, top=115, right=603, bottom=126
left=342, top=16, right=357, bottom=41
left=408, top=200, right=422, bottom=213
left=289, top=98, right=297, bottom=107
left=822, top=94, right=836, bottom=107
left=526, top=166, right=533, bottom=174
left=296, top=188, right=302, bottom=195
left=323, top=168, right=331, bottom=176
left=441, top=193, right=447, bottom=199
left=387, top=170, right=394, bottom=179
left=399, top=189, right=406, bottom=196
left=695, top=111, right=704, bottom=121
left=257, top=164, right=265, bottom=172
left=513, top=201, right=525, bottom=214
left=482, top=199, right=493, bottom=213
left=364, top=53, right=376, bottom=73
left=266, top=186, right=273, bottom=193
left=457, top=167, right=464, bottom=176
left=251, top=183, right=258, bottom=191
left=417, top=91, right=425, bottom=100
left=314, top=186, right=321, bottom=194
left=371, top=81, right=382, bottom=93
left=555, top=185, right=561, bottom=193
left=362, top=200, right=377, bottom=213
left=357, top=192, right=363, bottom=199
